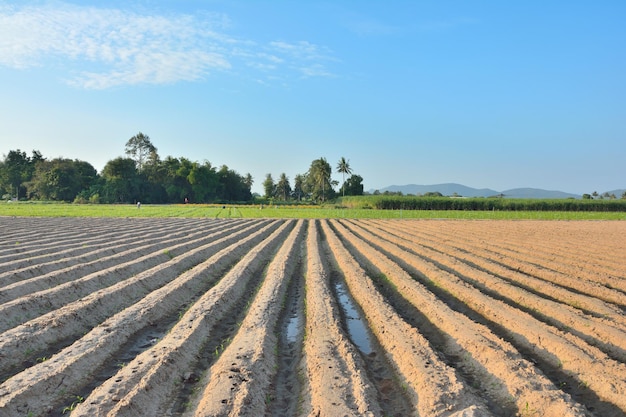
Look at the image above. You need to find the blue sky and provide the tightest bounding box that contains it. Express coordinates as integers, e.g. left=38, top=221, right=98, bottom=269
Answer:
left=1, top=1, right=624, bottom=195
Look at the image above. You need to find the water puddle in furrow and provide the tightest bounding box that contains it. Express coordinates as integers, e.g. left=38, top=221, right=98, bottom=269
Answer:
left=332, top=278, right=374, bottom=355
left=269, top=260, right=306, bottom=417
left=285, top=313, right=300, bottom=343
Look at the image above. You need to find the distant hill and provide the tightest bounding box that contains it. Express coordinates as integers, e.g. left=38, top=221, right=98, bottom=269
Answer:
left=501, top=188, right=580, bottom=199
left=379, top=183, right=499, bottom=197
left=373, top=183, right=583, bottom=199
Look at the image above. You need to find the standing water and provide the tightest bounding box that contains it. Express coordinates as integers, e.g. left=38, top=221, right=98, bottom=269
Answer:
left=332, top=278, right=374, bottom=355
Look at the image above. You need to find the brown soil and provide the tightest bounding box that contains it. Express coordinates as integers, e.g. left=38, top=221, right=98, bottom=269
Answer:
left=0, top=217, right=624, bottom=417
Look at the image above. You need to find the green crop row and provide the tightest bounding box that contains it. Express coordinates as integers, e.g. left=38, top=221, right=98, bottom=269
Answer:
left=339, top=195, right=626, bottom=212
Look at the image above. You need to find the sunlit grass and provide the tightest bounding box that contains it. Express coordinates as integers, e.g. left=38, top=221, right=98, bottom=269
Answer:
left=0, top=201, right=624, bottom=220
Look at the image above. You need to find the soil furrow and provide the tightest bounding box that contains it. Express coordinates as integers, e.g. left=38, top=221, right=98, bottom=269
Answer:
left=381, top=220, right=626, bottom=306
left=0, top=220, right=273, bottom=377
left=0, top=218, right=245, bottom=300
left=332, top=220, right=590, bottom=416
left=0, top=218, right=223, bottom=279
left=0, top=220, right=285, bottom=417
left=0, top=217, right=184, bottom=266
left=354, top=220, right=626, bottom=361
left=70, top=219, right=295, bottom=417
left=0, top=217, right=117, bottom=248
left=409, top=220, right=626, bottom=289
left=0, top=217, right=623, bottom=417
left=343, top=220, right=626, bottom=415
left=323, top=220, right=492, bottom=417
left=268, top=233, right=307, bottom=417
left=0, top=219, right=262, bottom=332
left=453, top=221, right=625, bottom=276
left=388, top=220, right=626, bottom=317
left=299, top=220, right=381, bottom=417
left=0, top=217, right=181, bottom=269
left=189, top=220, right=305, bottom=417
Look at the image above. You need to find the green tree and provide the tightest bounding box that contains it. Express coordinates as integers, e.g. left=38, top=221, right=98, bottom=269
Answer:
left=28, top=158, right=98, bottom=202
left=125, top=132, right=157, bottom=171
left=0, top=149, right=43, bottom=200
left=275, top=173, right=292, bottom=201
left=292, top=174, right=306, bottom=201
left=342, top=174, right=364, bottom=196
left=306, top=157, right=333, bottom=202
left=243, top=173, right=254, bottom=194
left=336, top=157, right=352, bottom=197
left=101, top=157, right=140, bottom=203
left=216, top=165, right=251, bottom=201
left=263, top=173, right=275, bottom=199
left=188, top=161, right=218, bottom=202
left=159, top=156, right=191, bottom=202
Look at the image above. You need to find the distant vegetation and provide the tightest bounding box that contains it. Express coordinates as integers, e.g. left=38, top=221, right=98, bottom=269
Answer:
left=0, top=133, right=363, bottom=205
left=339, top=195, right=626, bottom=212
left=1, top=132, right=622, bottom=210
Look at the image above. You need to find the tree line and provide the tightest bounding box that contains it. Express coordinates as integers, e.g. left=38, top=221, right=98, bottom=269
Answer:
left=0, top=133, right=364, bottom=204
left=261, top=156, right=363, bottom=203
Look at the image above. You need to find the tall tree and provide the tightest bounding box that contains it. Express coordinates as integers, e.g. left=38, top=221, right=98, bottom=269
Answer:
left=125, top=132, right=157, bottom=171
left=28, top=158, right=98, bottom=202
left=216, top=165, right=251, bottom=201
left=263, top=173, right=275, bottom=199
left=101, top=157, right=140, bottom=203
left=0, top=149, right=43, bottom=200
left=342, top=174, right=364, bottom=196
left=188, top=161, right=218, bottom=202
left=243, top=173, right=254, bottom=194
left=336, top=157, right=352, bottom=197
left=306, top=157, right=333, bottom=203
left=293, top=174, right=306, bottom=201
left=275, top=173, right=292, bottom=201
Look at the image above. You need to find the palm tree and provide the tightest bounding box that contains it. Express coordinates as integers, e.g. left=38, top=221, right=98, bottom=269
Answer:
left=263, top=173, right=275, bottom=199
left=293, top=174, right=305, bottom=200
left=308, top=157, right=332, bottom=202
left=276, top=173, right=291, bottom=201
left=243, top=173, right=253, bottom=191
left=336, top=157, right=352, bottom=197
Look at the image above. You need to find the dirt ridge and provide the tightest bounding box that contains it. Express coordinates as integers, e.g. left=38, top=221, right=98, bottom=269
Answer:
left=1, top=217, right=624, bottom=417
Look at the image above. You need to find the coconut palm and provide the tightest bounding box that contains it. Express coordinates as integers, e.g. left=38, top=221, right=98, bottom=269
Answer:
left=276, top=173, right=291, bottom=201
left=293, top=174, right=306, bottom=201
left=336, top=157, right=352, bottom=197
left=307, top=157, right=332, bottom=202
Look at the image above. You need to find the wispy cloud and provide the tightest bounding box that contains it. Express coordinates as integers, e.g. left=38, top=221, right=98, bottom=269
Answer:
left=267, top=41, right=337, bottom=78
left=0, top=2, right=335, bottom=89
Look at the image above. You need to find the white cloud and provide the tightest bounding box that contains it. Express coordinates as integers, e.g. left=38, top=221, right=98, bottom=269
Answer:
left=0, top=2, right=335, bottom=89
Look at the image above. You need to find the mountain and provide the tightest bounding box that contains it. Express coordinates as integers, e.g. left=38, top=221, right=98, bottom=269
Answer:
left=605, top=189, right=626, bottom=198
left=501, top=188, right=580, bottom=199
left=373, top=183, right=583, bottom=199
left=378, top=183, right=499, bottom=197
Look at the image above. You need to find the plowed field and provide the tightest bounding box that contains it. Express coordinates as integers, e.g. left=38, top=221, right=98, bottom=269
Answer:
left=1, top=217, right=625, bottom=417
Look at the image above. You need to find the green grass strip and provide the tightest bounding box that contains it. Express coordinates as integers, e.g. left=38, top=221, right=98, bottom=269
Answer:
left=1, top=202, right=624, bottom=220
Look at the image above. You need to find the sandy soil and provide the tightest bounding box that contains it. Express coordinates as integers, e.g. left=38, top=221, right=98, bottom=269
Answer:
left=0, top=217, right=624, bottom=417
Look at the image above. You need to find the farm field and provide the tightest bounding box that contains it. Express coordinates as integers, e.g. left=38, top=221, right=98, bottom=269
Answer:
left=0, top=217, right=625, bottom=416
